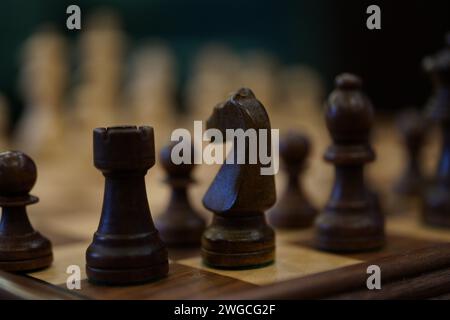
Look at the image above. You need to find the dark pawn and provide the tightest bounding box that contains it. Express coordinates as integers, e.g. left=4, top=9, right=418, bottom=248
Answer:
left=393, top=110, right=427, bottom=196
left=0, top=151, right=53, bottom=272
left=86, top=126, right=168, bottom=285
left=423, top=35, right=450, bottom=228
left=155, top=142, right=205, bottom=247
left=268, top=131, right=317, bottom=229
left=315, top=73, right=385, bottom=252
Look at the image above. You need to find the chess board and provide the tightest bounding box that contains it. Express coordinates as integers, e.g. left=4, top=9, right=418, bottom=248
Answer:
left=1, top=210, right=450, bottom=299
left=1, top=117, right=450, bottom=300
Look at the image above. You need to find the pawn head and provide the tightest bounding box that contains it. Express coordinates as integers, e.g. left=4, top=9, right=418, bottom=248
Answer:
left=160, top=140, right=195, bottom=177
left=0, top=151, right=37, bottom=197
left=280, top=131, right=310, bottom=165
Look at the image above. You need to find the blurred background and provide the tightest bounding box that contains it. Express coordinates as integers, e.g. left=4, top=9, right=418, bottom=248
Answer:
left=0, top=0, right=449, bottom=124
left=0, top=0, right=449, bottom=164
left=0, top=0, right=448, bottom=245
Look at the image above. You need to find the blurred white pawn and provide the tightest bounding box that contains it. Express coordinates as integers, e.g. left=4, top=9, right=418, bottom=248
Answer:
left=125, top=41, right=177, bottom=147
left=185, top=44, right=241, bottom=123
left=72, top=9, right=126, bottom=130
left=63, top=9, right=128, bottom=209
left=14, top=26, right=68, bottom=159
left=238, top=51, right=279, bottom=114
left=277, top=65, right=324, bottom=128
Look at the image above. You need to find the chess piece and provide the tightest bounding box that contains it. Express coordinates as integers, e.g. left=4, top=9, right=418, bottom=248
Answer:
left=155, top=141, right=206, bottom=246
left=86, top=126, right=168, bottom=285
left=393, top=110, right=427, bottom=196
left=238, top=51, right=278, bottom=112
left=186, top=44, right=240, bottom=122
left=14, top=26, right=68, bottom=158
left=0, top=151, right=53, bottom=272
left=278, top=65, right=324, bottom=124
left=127, top=43, right=176, bottom=124
left=72, top=9, right=126, bottom=147
left=202, top=88, right=276, bottom=269
left=268, top=131, right=317, bottom=228
left=315, top=74, right=385, bottom=252
left=126, top=43, right=177, bottom=152
left=422, top=34, right=450, bottom=228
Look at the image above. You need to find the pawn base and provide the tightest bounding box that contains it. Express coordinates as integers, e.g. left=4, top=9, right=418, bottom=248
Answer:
left=269, top=206, right=317, bottom=229
left=0, top=232, right=53, bottom=272
left=0, top=254, right=53, bottom=272
left=159, top=227, right=205, bottom=247
left=315, top=233, right=385, bottom=252
left=156, top=212, right=206, bottom=247
left=315, top=208, right=385, bottom=252
left=423, top=189, right=450, bottom=228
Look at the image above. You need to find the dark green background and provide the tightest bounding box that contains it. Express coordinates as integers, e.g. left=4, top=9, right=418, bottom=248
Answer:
left=0, top=0, right=449, bottom=125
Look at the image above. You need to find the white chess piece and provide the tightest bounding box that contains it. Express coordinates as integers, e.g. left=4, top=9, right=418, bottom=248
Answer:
left=238, top=51, right=278, bottom=113
left=126, top=42, right=176, bottom=123
left=277, top=65, right=324, bottom=127
left=72, top=10, right=126, bottom=130
left=126, top=41, right=177, bottom=149
left=14, top=27, right=68, bottom=159
left=185, top=44, right=241, bottom=122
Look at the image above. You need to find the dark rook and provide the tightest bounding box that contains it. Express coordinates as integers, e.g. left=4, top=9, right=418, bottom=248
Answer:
left=86, top=126, right=168, bottom=285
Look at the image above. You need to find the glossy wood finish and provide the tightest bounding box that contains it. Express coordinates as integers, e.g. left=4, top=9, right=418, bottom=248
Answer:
left=330, top=267, right=450, bottom=299
left=268, top=131, right=317, bottom=229
left=2, top=216, right=450, bottom=299
left=299, top=233, right=444, bottom=261
left=202, top=88, right=276, bottom=269
left=0, top=151, right=53, bottom=272
left=86, top=126, right=168, bottom=285
left=0, top=270, right=84, bottom=300
left=219, top=243, right=450, bottom=299
left=315, top=73, right=385, bottom=252
left=71, top=263, right=256, bottom=300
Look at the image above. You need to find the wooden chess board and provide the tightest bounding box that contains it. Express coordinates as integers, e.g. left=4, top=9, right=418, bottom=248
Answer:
left=1, top=210, right=450, bottom=299
left=1, top=117, right=450, bottom=300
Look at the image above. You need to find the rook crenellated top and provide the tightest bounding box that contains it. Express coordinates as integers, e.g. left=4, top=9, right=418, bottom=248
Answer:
left=93, top=126, right=155, bottom=170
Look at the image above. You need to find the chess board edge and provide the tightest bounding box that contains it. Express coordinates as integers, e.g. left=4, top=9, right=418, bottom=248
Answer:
left=0, top=270, right=83, bottom=300
left=218, top=243, right=450, bottom=300
left=1, top=243, right=450, bottom=300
